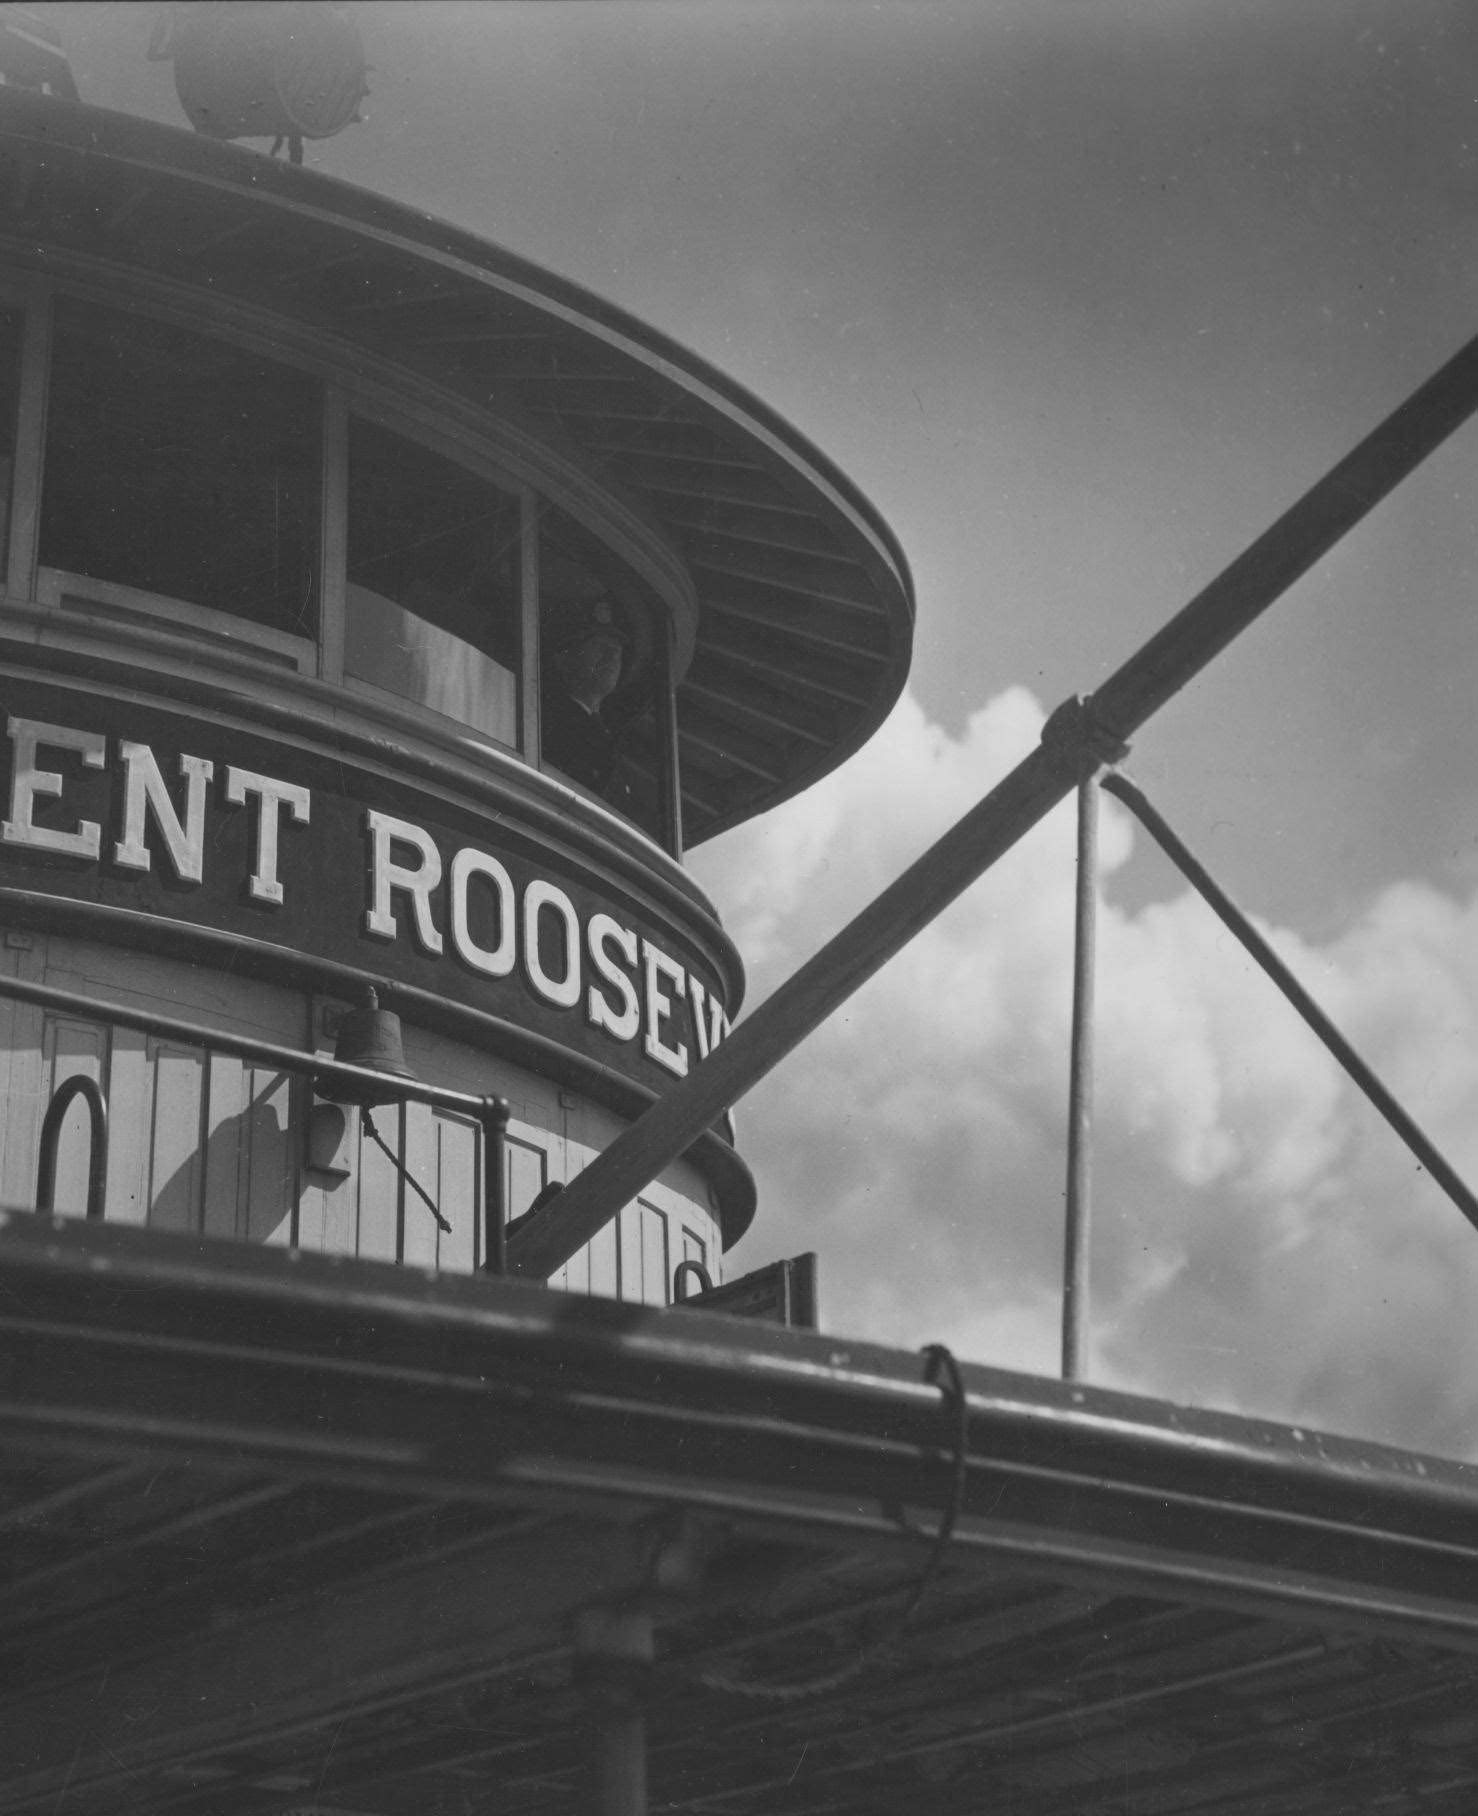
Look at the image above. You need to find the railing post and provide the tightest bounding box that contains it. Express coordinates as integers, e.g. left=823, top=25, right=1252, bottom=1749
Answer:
left=1061, top=772, right=1100, bottom=1381
left=480, top=1095, right=511, bottom=1275
left=575, top=1607, right=653, bottom=1816
left=36, top=1074, right=109, bottom=1222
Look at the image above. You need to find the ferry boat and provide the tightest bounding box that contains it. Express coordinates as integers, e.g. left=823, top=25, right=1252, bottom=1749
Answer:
left=1, top=36, right=1477, bottom=1816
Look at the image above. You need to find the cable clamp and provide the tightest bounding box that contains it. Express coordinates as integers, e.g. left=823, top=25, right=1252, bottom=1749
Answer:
left=1039, top=694, right=1131, bottom=779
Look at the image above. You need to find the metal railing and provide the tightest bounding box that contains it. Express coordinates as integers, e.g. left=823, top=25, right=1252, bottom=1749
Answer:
left=0, top=974, right=510, bottom=1272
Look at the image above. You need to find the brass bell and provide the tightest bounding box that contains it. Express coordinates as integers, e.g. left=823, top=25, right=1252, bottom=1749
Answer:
left=320, top=988, right=419, bottom=1106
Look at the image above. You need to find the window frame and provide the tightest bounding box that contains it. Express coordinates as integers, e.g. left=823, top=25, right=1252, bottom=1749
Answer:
left=0, top=272, right=688, bottom=853
left=3, top=271, right=48, bottom=604
left=331, top=393, right=532, bottom=756
left=37, top=293, right=326, bottom=652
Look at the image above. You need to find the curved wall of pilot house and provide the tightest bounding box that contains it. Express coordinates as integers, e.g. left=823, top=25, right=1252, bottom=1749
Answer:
left=0, top=94, right=914, bottom=1302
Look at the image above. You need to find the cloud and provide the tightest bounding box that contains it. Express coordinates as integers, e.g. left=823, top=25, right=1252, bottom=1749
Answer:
left=691, top=687, right=1478, bottom=1459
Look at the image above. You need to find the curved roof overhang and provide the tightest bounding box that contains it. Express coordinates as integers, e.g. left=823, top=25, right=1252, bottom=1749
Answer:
left=0, top=93, right=915, bottom=844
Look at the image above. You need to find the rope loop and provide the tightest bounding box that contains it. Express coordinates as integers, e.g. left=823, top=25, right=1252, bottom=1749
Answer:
left=696, top=1342, right=969, bottom=1702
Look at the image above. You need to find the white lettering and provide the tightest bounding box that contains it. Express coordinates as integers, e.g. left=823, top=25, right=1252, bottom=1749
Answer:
left=364, top=810, right=443, bottom=953
left=687, top=975, right=730, bottom=1060
left=2, top=717, right=105, bottom=859
left=586, top=913, right=640, bottom=1042
left=449, top=847, right=516, bottom=977
left=523, top=879, right=581, bottom=1009
left=224, top=766, right=310, bottom=906
left=642, top=940, right=689, bottom=1077
left=113, top=743, right=213, bottom=883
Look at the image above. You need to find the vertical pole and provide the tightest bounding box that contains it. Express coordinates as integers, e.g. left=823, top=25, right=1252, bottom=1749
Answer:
left=1061, top=771, right=1099, bottom=1381
left=590, top=1695, right=647, bottom=1816
left=481, top=1096, right=510, bottom=1276
left=575, top=1608, right=652, bottom=1816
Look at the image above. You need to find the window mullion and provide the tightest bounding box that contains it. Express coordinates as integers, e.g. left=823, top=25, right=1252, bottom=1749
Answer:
left=520, top=489, right=540, bottom=760
left=320, top=387, right=348, bottom=684
left=7, top=277, right=51, bottom=602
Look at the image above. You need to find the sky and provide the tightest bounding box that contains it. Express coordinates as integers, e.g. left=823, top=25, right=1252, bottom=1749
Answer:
left=42, top=1, right=1478, bottom=1459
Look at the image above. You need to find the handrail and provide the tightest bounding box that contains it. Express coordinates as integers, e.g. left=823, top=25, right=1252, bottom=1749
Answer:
left=506, top=324, right=1478, bottom=1279
left=0, top=974, right=488, bottom=1115
left=0, top=973, right=509, bottom=1272
left=36, top=1073, right=108, bottom=1221
left=672, top=1259, right=714, bottom=1302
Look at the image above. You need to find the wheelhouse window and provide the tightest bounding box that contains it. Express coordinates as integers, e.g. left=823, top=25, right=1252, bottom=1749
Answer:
left=345, top=416, right=520, bottom=747
left=19, top=291, right=679, bottom=844
left=0, top=310, right=21, bottom=579
left=40, top=300, right=319, bottom=637
left=539, top=504, right=665, bottom=841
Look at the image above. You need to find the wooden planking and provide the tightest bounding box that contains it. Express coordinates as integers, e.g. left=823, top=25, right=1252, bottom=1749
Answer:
left=0, top=944, right=45, bottom=1213
left=680, top=1225, right=708, bottom=1274
left=636, top=475, right=822, bottom=523
left=0, top=940, right=720, bottom=1299
left=400, top=1102, right=440, bottom=1273
left=688, top=547, right=887, bottom=615
left=355, top=1103, right=402, bottom=1263
left=202, top=1055, right=295, bottom=1246
left=659, top=497, right=869, bottom=561
left=580, top=437, right=773, bottom=481
left=679, top=675, right=835, bottom=749
left=400, top=1105, right=478, bottom=1273
left=638, top=1196, right=670, bottom=1305
left=706, top=591, right=894, bottom=660
left=202, top=1050, right=247, bottom=1243
left=437, top=1111, right=478, bottom=1275
left=679, top=721, right=790, bottom=788
left=145, top=1042, right=205, bottom=1235
left=102, top=1027, right=151, bottom=1226
left=695, top=629, right=881, bottom=708
left=244, top=1067, right=295, bottom=1246
left=588, top=1213, right=619, bottom=1298
left=506, top=1127, right=550, bottom=1223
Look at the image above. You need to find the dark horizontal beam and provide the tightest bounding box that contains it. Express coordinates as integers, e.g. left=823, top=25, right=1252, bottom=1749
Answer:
left=2, top=1216, right=1478, bottom=1651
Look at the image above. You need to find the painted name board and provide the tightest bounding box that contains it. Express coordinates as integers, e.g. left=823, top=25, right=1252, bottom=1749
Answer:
left=0, top=692, right=732, bottom=1093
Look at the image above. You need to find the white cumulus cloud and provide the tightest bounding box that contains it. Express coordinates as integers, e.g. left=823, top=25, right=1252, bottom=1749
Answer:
left=691, top=687, right=1478, bottom=1460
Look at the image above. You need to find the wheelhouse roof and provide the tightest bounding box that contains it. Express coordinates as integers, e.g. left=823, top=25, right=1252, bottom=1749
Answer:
left=0, top=92, right=915, bottom=843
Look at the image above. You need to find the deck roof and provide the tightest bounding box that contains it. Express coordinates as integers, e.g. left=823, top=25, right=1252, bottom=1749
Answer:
left=1, top=1210, right=1476, bottom=1815
left=0, top=92, right=914, bottom=844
